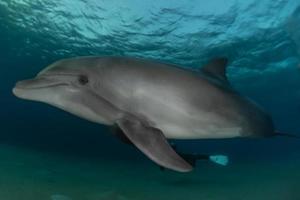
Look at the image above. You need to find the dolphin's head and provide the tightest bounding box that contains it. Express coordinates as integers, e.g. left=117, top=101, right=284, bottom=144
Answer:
left=13, top=57, right=112, bottom=124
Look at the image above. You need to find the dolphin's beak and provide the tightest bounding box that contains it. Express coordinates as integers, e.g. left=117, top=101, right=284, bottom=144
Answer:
left=12, top=77, right=68, bottom=99
left=14, top=77, right=59, bottom=89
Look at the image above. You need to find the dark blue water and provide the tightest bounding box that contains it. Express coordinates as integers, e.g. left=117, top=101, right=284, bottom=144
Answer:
left=0, top=1, right=300, bottom=199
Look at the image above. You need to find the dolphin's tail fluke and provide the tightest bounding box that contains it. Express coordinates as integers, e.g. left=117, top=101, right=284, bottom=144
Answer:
left=209, top=155, right=229, bottom=166
left=275, top=131, right=300, bottom=139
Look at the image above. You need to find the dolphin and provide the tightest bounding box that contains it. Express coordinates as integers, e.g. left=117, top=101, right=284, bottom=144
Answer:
left=13, top=56, right=278, bottom=172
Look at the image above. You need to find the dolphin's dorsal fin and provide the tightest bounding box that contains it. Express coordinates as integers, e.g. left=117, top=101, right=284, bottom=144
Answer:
left=201, top=58, right=229, bottom=82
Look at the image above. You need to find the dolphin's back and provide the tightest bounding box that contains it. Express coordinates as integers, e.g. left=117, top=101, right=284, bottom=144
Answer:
left=95, top=57, right=274, bottom=139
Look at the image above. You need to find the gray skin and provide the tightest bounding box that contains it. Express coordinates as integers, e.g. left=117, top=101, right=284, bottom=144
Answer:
left=13, top=56, right=275, bottom=172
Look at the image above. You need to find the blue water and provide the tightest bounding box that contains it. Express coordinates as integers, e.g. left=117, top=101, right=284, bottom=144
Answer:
left=0, top=0, right=300, bottom=199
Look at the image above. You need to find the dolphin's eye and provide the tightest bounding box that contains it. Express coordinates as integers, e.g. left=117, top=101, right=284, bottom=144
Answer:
left=78, top=75, right=89, bottom=85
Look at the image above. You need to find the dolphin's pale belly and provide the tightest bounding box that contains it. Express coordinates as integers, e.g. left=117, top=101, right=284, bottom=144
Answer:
left=145, top=110, right=242, bottom=139
left=158, top=122, right=242, bottom=139
left=130, top=85, right=243, bottom=139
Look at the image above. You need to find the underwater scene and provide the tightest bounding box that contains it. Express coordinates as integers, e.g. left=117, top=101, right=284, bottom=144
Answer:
left=1, top=0, right=300, bottom=199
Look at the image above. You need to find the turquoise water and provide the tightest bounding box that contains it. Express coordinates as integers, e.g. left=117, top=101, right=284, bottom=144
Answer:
left=0, top=0, right=300, bottom=199
left=0, top=144, right=299, bottom=200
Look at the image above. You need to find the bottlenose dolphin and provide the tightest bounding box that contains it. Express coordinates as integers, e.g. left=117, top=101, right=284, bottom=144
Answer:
left=13, top=56, right=279, bottom=172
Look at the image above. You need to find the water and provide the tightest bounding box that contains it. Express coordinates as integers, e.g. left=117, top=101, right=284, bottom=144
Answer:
left=1, top=0, right=300, bottom=199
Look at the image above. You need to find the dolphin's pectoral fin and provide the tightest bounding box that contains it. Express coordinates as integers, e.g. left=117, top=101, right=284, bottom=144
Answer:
left=116, top=117, right=193, bottom=172
left=110, top=125, right=133, bottom=145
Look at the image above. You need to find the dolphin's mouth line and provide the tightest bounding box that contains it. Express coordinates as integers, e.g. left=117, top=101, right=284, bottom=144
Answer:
left=20, top=82, right=69, bottom=90
left=14, top=82, right=69, bottom=90
left=14, top=77, right=70, bottom=90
